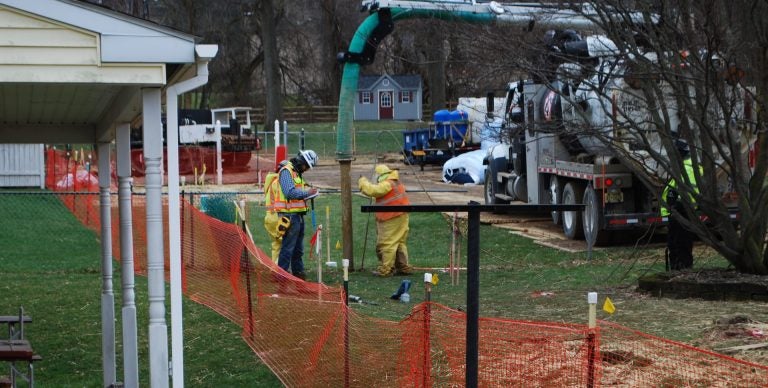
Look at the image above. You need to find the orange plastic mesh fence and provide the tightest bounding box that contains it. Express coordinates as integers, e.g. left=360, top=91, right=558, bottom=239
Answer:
left=44, top=146, right=275, bottom=189
left=54, top=191, right=768, bottom=386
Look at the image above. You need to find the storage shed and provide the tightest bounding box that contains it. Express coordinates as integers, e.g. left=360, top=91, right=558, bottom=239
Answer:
left=355, top=74, right=422, bottom=120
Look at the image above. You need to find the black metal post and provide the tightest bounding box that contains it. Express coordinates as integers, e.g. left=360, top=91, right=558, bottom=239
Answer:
left=300, top=128, right=305, bottom=151
left=466, top=205, right=480, bottom=387
left=242, top=213, right=254, bottom=339
left=361, top=203, right=583, bottom=388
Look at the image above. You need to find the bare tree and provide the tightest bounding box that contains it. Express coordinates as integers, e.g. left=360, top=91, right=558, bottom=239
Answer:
left=528, top=1, right=768, bottom=274
left=259, top=0, right=284, bottom=127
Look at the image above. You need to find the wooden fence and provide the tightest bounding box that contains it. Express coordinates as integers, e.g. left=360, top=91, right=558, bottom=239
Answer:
left=249, top=103, right=459, bottom=124
left=250, top=106, right=338, bottom=123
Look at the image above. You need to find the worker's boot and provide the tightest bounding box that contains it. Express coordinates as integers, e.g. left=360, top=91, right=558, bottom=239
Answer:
left=394, top=251, right=413, bottom=275
left=372, top=266, right=393, bottom=277
left=294, top=272, right=307, bottom=281
left=395, top=265, right=414, bottom=275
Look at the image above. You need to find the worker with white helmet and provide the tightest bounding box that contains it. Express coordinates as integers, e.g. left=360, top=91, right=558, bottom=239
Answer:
left=273, top=150, right=319, bottom=280
left=358, top=164, right=414, bottom=277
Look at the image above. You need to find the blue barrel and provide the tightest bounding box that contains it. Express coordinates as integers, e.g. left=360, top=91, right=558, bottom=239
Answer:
left=433, top=109, right=451, bottom=138
left=448, top=110, right=469, bottom=142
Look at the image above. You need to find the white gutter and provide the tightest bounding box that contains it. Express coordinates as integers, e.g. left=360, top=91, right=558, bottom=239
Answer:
left=165, top=44, right=218, bottom=388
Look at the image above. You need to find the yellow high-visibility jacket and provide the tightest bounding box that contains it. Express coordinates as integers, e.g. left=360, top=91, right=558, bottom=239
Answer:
left=661, top=158, right=701, bottom=216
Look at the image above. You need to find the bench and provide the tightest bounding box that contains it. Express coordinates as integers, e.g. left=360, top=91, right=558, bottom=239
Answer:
left=0, top=308, right=40, bottom=387
left=0, top=315, right=32, bottom=341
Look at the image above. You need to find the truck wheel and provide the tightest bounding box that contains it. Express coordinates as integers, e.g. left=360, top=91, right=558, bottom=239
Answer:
left=484, top=169, right=497, bottom=205
left=549, top=176, right=563, bottom=225
left=562, top=182, right=584, bottom=240
left=583, top=184, right=613, bottom=246
left=583, top=184, right=603, bottom=247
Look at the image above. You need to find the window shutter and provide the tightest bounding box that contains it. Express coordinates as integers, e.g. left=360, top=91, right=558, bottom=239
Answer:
left=359, top=92, right=363, bottom=103
left=398, top=91, right=402, bottom=103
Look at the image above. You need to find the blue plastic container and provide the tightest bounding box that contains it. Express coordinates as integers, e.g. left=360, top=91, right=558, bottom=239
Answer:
left=433, top=109, right=451, bottom=139
left=403, top=128, right=430, bottom=152
left=449, top=110, right=469, bottom=142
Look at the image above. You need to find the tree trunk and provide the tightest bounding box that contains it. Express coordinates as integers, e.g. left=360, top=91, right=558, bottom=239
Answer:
left=320, top=0, right=342, bottom=105
left=261, top=0, right=283, bottom=129
left=427, top=28, right=446, bottom=113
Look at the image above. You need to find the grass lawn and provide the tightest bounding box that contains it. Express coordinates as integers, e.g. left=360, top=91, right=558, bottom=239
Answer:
left=0, top=192, right=280, bottom=387
left=2, top=155, right=768, bottom=384
left=260, top=120, right=426, bottom=160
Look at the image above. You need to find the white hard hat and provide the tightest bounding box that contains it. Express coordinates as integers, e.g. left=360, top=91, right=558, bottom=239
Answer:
left=299, top=150, right=318, bottom=169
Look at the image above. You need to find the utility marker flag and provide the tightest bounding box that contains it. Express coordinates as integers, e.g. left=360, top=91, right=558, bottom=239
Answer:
left=603, top=297, right=616, bottom=314
left=310, top=226, right=322, bottom=257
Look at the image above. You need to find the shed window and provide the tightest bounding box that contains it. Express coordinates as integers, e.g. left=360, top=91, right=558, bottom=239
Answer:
left=400, top=90, right=413, bottom=103
left=360, top=91, right=372, bottom=104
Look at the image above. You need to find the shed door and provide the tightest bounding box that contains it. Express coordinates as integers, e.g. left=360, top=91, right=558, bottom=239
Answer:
left=379, top=91, right=393, bottom=120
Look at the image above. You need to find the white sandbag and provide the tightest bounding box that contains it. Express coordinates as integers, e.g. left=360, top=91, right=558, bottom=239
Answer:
left=442, top=149, right=487, bottom=185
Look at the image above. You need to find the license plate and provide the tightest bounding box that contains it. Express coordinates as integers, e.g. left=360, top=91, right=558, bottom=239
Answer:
left=604, top=190, right=623, bottom=203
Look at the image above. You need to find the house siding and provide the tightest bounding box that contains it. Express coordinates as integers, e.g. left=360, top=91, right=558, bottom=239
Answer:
left=355, top=91, right=379, bottom=120
left=0, top=144, right=44, bottom=188
left=0, top=7, right=99, bottom=66
left=0, top=5, right=165, bottom=84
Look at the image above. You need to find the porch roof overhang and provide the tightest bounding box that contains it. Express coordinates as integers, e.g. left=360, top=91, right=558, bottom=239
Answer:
left=0, top=0, right=200, bottom=144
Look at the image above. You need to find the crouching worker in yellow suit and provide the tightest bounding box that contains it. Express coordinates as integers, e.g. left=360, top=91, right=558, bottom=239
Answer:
left=358, top=164, right=414, bottom=277
left=263, top=161, right=289, bottom=262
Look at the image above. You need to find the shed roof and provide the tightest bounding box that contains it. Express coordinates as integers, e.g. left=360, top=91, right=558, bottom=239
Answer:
left=358, top=74, right=422, bottom=90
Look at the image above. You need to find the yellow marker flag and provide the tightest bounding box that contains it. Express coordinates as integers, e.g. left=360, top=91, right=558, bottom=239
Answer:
left=603, top=297, right=616, bottom=314
left=335, top=240, right=341, bottom=250
left=431, top=274, right=439, bottom=286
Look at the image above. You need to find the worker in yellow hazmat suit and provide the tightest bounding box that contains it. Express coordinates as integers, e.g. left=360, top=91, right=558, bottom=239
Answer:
left=263, top=161, right=288, bottom=262
left=358, top=164, right=414, bottom=277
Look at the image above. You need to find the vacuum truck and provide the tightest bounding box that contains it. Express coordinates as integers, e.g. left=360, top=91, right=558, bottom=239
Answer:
left=483, top=33, right=750, bottom=246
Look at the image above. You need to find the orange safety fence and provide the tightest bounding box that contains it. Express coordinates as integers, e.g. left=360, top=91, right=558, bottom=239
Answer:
left=54, top=191, right=768, bottom=387
left=44, top=147, right=278, bottom=190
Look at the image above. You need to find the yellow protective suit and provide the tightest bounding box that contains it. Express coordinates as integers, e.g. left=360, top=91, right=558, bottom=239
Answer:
left=358, top=166, right=413, bottom=276
left=263, top=171, right=283, bottom=262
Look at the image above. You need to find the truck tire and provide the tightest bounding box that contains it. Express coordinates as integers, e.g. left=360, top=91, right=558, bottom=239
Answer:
left=562, top=182, right=585, bottom=240
left=583, top=184, right=602, bottom=247
left=484, top=169, right=499, bottom=205
left=549, top=175, right=563, bottom=225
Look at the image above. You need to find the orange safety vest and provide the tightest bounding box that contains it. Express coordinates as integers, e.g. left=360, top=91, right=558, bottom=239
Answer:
left=272, top=163, right=309, bottom=213
left=375, top=180, right=409, bottom=221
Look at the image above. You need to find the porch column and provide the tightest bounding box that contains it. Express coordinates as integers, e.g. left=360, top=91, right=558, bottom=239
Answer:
left=116, top=122, right=139, bottom=387
left=143, top=87, right=170, bottom=387
left=98, top=141, right=116, bottom=387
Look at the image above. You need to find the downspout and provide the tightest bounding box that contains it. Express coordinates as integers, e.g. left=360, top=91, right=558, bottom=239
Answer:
left=165, top=44, right=218, bottom=388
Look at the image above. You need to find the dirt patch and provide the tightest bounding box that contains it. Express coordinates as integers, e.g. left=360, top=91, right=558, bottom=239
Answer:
left=699, top=314, right=768, bottom=365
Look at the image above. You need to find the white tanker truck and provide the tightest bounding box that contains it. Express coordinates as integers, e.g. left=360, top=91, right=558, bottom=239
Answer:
left=355, top=1, right=753, bottom=246
left=483, top=33, right=751, bottom=246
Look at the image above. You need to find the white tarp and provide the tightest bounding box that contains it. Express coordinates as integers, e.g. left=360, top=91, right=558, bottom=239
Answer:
left=442, top=149, right=487, bottom=184
left=442, top=97, right=505, bottom=185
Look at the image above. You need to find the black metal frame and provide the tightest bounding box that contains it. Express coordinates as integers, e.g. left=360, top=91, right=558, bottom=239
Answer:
left=362, top=202, right=585, bottom=387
